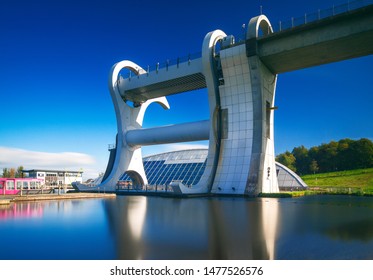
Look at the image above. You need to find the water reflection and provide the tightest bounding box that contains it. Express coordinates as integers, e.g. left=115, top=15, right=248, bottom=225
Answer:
left=0, top=199, right=115, bottom=260
left=274, top=195, right=373, bottom=259
left=2, top=195, right=373, bottom=260
left=127, top=196, right=147, bottom=241
left=0, top=203, right=43, bottom=219
left=325, top=219, right=373, bottom=242
left=104, top=196, right=280, bottom=259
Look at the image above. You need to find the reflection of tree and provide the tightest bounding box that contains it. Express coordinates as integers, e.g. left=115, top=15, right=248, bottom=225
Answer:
left=325, top=219, right=373, bottom=242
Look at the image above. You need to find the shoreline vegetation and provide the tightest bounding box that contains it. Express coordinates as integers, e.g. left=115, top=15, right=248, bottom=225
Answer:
left=261, top=167, right=373, bottom=198
left=2, top=168, right=373, bottom=200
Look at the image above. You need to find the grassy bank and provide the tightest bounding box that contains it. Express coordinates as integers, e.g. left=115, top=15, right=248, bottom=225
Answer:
left=260, top=168, right=373, bottom=198
left=302, top=168, right=373, bottom=193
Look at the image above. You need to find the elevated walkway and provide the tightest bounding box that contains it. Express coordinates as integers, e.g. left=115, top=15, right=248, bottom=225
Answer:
left=118, top=57, right=205, bottom=104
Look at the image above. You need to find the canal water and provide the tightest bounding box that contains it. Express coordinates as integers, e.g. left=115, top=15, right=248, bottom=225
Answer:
left=1, top=195, right=373, bottom=260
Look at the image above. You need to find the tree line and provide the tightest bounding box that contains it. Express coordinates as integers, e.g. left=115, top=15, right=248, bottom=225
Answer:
left=276, top=138, right=373, bottom=175
left=1, top=166, right=24, bottom=178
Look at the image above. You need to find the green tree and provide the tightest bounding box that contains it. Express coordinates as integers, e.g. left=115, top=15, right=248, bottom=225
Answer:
left=351, top=138, right=373, bottom=169
left=292, top=145, right=310, bottom=175
left=16, top=166, right=24, bottom=178
left=278, top=138, right=373, bottom=175
left=2, top=168, right=10, bottom=178
left=309, top=160, right=319, bottom=174
left=317, top=141, right=339, bottom=172
left=276, top=151, right=297, bottom=172
left=9, top=168, right=16, bottom=178
left=337, top=138, right=353, bottom=170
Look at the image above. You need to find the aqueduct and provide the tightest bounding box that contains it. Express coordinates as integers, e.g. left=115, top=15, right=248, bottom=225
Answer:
left=74, top=4, right=373, bottom=195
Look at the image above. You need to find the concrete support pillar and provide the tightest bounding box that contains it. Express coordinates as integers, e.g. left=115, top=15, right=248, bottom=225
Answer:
left=74, top=61, right=170, bottom=192
left=209, top=15, right=279, bottom=195
left=246, top=15, right=279, bottom=194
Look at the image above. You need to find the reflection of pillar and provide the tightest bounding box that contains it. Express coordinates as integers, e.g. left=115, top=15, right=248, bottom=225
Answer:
left=260, top=198, right=279, bottom=260
left=127, top=196, right=147, bottom=242
left=104, top=196, right=279, bottom=259
left=104, top=196, right=148, bottom=259
left=104, top=197, right=211, bottom=259
left=207, top=199, right=268, bottom=259
left=207, top=198, right=279, bottom=259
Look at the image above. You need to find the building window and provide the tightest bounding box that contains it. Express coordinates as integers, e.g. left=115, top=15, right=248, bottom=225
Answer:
left=6, top=181, right=15, bottom=190
left=266, top=101, right=271, bottom=139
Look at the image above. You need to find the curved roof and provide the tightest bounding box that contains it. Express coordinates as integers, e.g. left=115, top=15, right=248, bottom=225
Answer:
left=143, top=149, right=208, bottom=163
left=276, top=161, right=308, bottom=189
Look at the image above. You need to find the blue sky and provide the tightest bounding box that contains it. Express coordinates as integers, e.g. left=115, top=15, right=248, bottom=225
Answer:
left=0, top=0, right=372, bottom=179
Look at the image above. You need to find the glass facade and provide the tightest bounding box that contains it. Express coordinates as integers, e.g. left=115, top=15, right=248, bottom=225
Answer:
left=119, top=149, right=208, bottom=187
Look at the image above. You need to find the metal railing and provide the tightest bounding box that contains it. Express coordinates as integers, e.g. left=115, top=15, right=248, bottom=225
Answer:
left=116, top=183, right=174, bottom=193
left=273, top=0, right=373, bottom=33
left=121, top=51, right=201, bottom=80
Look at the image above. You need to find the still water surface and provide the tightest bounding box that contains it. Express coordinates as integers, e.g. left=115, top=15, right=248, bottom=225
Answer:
left=1, top=195, right=373, bottom=260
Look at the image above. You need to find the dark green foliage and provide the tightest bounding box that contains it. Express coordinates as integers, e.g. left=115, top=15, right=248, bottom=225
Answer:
left=292, top=145, right=310, bottom=174
left=276, top=151, right=297, bottom=172
left=2, top=168, right=10, bottom=178
left=309, top=160, right=319, bottom=174
left=276, top=138, right=373, bottom=174
left=15, top=166, right=24, bottom=178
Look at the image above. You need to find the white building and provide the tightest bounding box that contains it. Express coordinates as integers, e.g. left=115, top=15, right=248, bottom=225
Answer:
left=22, top=169, right=83, bottom=187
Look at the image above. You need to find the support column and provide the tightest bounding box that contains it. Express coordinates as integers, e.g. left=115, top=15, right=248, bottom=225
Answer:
left=75, top=61, right=169, bottom=192
left=209, top=15, right=279, bottom=195
left=181, top=30, right=227, bottom=194
left=245, top=15, right=279, bottom=195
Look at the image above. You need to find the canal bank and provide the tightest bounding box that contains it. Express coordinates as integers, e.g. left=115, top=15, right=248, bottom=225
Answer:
left=0, top=198, right=11, bottom=205
left=1, top=192, right=116, bottom=204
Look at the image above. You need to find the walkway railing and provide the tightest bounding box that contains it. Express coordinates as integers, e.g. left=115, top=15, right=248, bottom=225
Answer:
left=120, top=52, right=201, bottom=80
left=272, top=0, right=373, bottom=33
left=116, top=184, right=175, bottom=194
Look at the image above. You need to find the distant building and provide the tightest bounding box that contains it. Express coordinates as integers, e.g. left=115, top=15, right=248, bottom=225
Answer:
left=22, top=169, right=83, bottom=187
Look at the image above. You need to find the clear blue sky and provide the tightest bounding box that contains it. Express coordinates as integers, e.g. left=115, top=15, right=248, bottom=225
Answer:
left=1, top=0, right=372, bottom=179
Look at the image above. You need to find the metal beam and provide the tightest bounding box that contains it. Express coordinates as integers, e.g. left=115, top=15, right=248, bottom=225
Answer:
left=125, top=120, right=210, bottom=146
